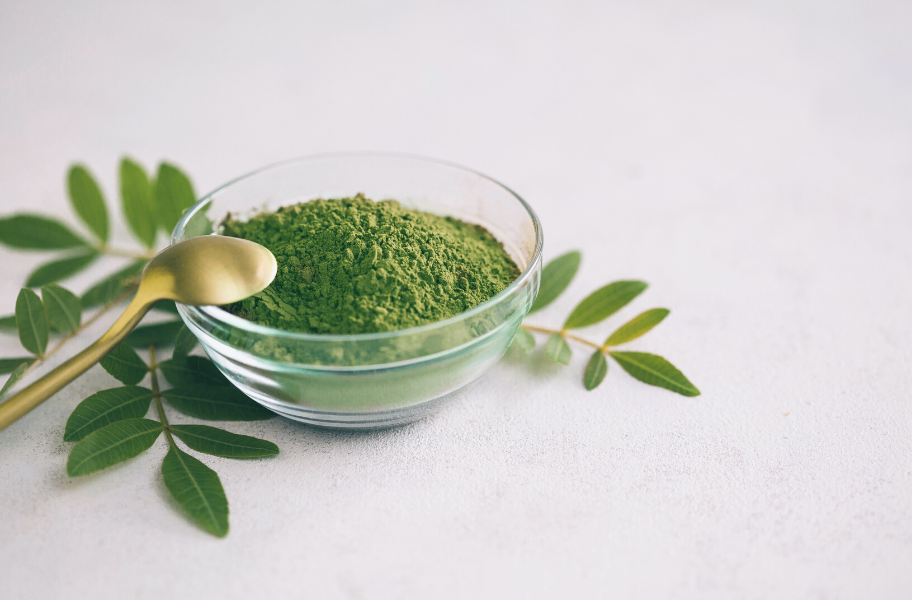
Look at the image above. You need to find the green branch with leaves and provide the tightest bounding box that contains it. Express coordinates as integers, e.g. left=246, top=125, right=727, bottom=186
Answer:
left=69, top=337, right=277, bottom=537
left=0, top=158, right=279, bottom=537
left=0, top=157, right=700, bottom=538
left=513, top=251, right=699, bottom=396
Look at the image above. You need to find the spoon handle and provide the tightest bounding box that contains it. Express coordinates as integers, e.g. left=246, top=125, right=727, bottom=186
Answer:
left=0, top=296, right=153, bottom=432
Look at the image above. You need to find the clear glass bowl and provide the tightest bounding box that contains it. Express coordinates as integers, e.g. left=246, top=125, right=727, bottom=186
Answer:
left=171, top=154, right=543, bottom=428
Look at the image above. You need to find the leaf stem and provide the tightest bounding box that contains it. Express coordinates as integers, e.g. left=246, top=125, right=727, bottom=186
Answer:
left=148, top=344, right=175, bottom=446
left=521, top=324, right=606, bottom=351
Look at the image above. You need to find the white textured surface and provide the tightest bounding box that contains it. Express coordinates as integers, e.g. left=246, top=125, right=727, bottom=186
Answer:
left=1, top=1, right=911, bottom=598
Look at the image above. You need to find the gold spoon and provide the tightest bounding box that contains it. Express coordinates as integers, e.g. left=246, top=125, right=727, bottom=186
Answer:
left=0, top=236, right=277, bottom=431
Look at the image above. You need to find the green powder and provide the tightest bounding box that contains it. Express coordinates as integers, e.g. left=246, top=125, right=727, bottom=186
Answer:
left=221, top=194, right=520, bottom=334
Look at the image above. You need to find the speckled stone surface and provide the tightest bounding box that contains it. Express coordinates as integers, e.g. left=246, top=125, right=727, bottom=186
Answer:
left=1, top=2, right=910, bottom=598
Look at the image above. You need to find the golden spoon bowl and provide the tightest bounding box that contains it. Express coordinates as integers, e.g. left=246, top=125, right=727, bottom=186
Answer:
left=0, top=235, right=276, bottom=431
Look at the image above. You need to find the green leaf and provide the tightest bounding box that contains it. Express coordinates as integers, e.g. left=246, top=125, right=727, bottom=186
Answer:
left=173, top=325, right=198, bottom=357
left=64, top=386, right=155, bottom=442
left=41, top=284, right=82, bottom=334
left=564, top=281, right=648, bottom=330
left=545, top=333, right=571, bottom=365
left=0, top=214, right=88, bottom=250
left=171, top=425, right=279, bottom=458
left=160, top=356, right=226, bottom=387
left=0, top=357, right=32, bottom=375
left=1, top=362, right=29, bottom=399
left=67, top=418, right=162, bottom=476
left=125, top=320, right=183, bottom=348
left=161, top=445, right=229, bottom=537
left=605, top=308, right=670, bottom=346
left=16, top=288, right=48, bottom=355
left=0, top=315, right=17, bottom=332
left=162, top=384, right=273, bottom=421
left=80, top=260, right=146, bottom=308
left=152, top=300, right=180, bottom=315
left=182, top=211, right=214, bottom=238
left=120, top=158, right=156, bottom=248
left=584, top=351, right=608, bottom=391
left=529, top=251, right=581, bottom=314
left=154, top=163, right=196, bottom=234
left=510, top=327, right=535, bottom=354
left=25, top=251, right=100, bottom=288
left=67, top=165, right=109, bottom=242
left=100, top=343, right=148, bottom=385
left=608, top=351, right=700, bottom=397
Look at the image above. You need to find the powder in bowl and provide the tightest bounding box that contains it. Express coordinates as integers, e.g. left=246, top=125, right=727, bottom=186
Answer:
left=220, top=194, right=520, bottom=334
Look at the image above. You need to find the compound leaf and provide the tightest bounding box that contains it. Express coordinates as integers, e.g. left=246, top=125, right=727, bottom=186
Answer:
left=171, top=425, right=279, bottom=458
left=16, top=288, right=47, bottom=355
left=154, top=163, right=196, bottom=234
left=583, top=350, right=608, bottom=391
left=26, top=252, right=100, bottom=288
left=564, top=281, right=647, bottom=329
left=66, top=418, right=162, bottom=476
left=64, top=386, right=155, bottom=442
left=608, top=351, right=700, bottom=397
left=120, top=158, right=156, bottom=247
left=605, top=308, right=670, bottom=346
left=80, top=260, right=146, bottom=308
left=41, top=284, right=82, bottom=333
left=0, top=214, right=87, bottom=250
left=161, top=445, right=229, bottom=537
left=162, top=384, right=272, bottom=421
left=0, top=315, right=17, bottom=332
left=1, top=362, right=29, bottom=399
left=172, top=325, right=198, bottom=357
left=510, top=328, right=535, bottom=354
left=529, top=251, right=581, bottom=314
left=125, top=320, right=183, bottom=348
left=100, top=343, right=148, bottom=385
left=0, top=357, right=32, bottom=375
left=67, top=165, right=109, bottom=242
left=545, top=333, right=571, bottom=365
left=159, top=356, right=226, bottom=387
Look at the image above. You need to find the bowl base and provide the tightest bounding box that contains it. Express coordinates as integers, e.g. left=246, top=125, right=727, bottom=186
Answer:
left=245, top=385, right=470, bottom=429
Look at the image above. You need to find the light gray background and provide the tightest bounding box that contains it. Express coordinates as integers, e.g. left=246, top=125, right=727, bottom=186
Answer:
left=1, top=1, right=910, bottom=598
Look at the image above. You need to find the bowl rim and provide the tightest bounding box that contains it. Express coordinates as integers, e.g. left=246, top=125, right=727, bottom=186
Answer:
left=171, top=151, right=544, bottom=343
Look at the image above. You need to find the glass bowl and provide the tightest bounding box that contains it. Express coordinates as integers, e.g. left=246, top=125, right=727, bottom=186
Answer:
left=171, top=153, right=543, bottom=428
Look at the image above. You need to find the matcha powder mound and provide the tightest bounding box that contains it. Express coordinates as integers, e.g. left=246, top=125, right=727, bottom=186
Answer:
left=221, top=194, right=521, bottom=334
